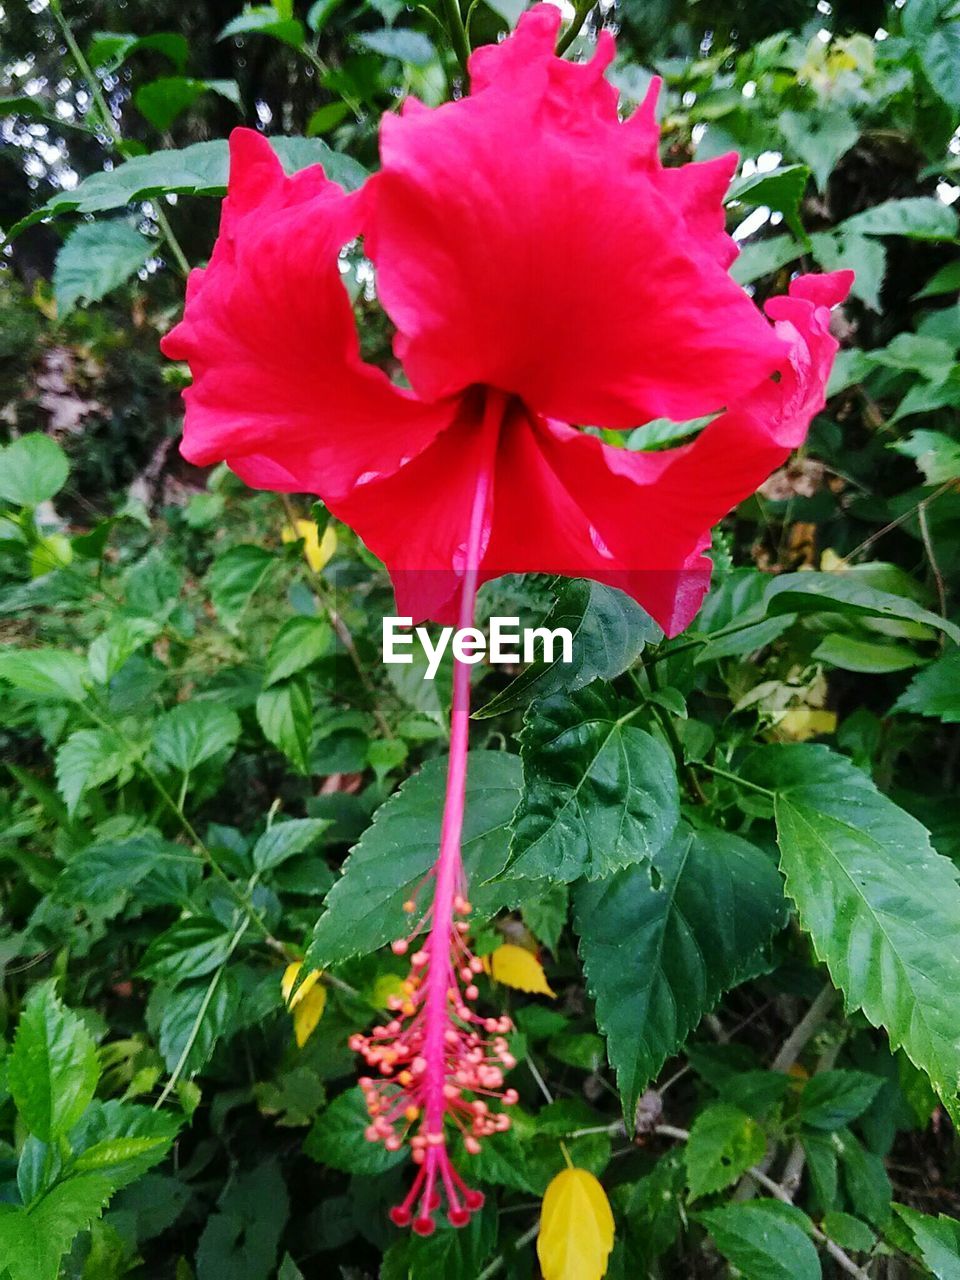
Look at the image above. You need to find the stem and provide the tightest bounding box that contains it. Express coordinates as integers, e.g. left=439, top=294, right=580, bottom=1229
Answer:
left=421, top=391, right=501, bottom=1139
left=49, top=0, right=191, bottom=277
left=699, top=762, right=774, bottom=798
left=556, top=2, right=595, bottom=55
left=653, top=1126, right=870, bottom=1280
left=439, top=0, right=472, bottom=78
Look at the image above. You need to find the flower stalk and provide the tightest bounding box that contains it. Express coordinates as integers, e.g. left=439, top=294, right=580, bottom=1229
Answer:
left=350, top=392, right=518, bottom=1234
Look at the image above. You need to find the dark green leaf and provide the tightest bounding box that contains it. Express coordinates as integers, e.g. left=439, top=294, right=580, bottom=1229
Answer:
left=0, top=434, right=69, bottom=507
left=304, top=1088, right=405, bottom=1174
left=506, top=685, right=679, bottom=882
left=140, top=917, right=237, bottom=981
left=252, top=818, right=330, bottom=871
left=575, top=824, right=785, bottom=1119
left=53, top=220, right=153, bottom=315
left=892, top=649, right=960, bottom=722
left=265, top=616, right=331, bottom=686
left=746, top=744, right=960, bottom=1125
left=763, top=572, right=960, bottom=644
left=685, top=1103, right=767, bottom=1199
left=798, top=1071, right=884, bottom=1130
left=306, top=752, right=520, bottom=968
left=476, top=579, right=660, bottom=717
left=151, top=703, right=240, bottom=774
left=0, top=647, right=88, bottom=701
left=697, top=1201, right=822, bottom=1280
left=895, top=1204, right=960, bottom=1280
left=7, top=981, right=100, bottom=1143
left=256, top=677, right=313, bottom=775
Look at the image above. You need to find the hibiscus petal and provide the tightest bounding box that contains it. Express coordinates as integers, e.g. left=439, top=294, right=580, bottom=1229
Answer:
left=161, top=128, right=451, bottom=501
left=332, top=274, right=850, bottom=636
left=365, top=4, right=785, bottom=429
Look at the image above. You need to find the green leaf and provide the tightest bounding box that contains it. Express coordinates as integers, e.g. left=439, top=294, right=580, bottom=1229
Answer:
left=697, top=1201, right=822, bottom=1280
left=894, top=1204, right=960, bottom=1280
left=252, top=818, right=330, bottom=872
left=381, top=1205, right=497, bottom=1279
left=812, top=633, right=923, bottom=674
left=809, top=231, right=885, bottom=311
left=152, top=970, right=240, bottom=1076
left=135, top=77, right=241, bottom=132
left=356, top=27, right=436, bottom=65
left=87, top=615, right=161, bottom=685
left=58, top=832, right=200, bottom=907
left=798, top=1070, right=884, bottom=1130
left=779, top=106, right=859, bottom=191
left=0, top=646, right=88, bottom=701
left=574, top=824, right=785, bottom=1119
left=763, top=572, right=960, bottom=644
left=915, top=259, right=960, bottom=299
left=730, top=235, right=802, bottom=286
left=140, top=917, right=237, bottom=981
left=256, top=677, right=313, bottom=775
left=746, top=743, right=960, bottom=1124
left=304, top=1088, right=406, bottom=1174
left=12, top=138, right=366, bottom=238
left=505, top=685, right=679, bottom=882
left=0, top=434, right=69, bottom=507
left=208, top=544, right=276, bottom=631
left=306, top=752, right=520, bottom=968
left=821, top=1211, right=875, bottom=1253
left=53, top=220, right=153, bottom=316
left=842, top=196, right=959, bottom=241
left=892, top=649, right=960, bottom=722
left=265, top=616, right=331, bottom=686
left=837, top=1129, right=891, bottom=1227
left=727, top=164, right=810, bottom=240
left=219, top=5, right=305, bottom=48
left=685, top=1103, right=767, bottom=1199
left=890, top=429, right=960, bottom=484
left=196, top=1160, right=289, bottom=1280
left=151, top=703, right=240, bottom=774
left=56, top=727, right=137, bottom=815
left=87, top=30, right=190, bottom=72
left=476, top=580, right=661, bottom=717
left=7, top=981, right=99, bottom=1142
left=0, top=1174, right=117, bottom=1280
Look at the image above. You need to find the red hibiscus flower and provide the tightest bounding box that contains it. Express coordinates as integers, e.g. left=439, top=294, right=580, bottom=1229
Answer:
left=161, top=3, right=852, bottom=637
left=162, top=5, right=853, bottom=1235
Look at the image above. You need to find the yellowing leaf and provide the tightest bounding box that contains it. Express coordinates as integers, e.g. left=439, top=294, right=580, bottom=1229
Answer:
left=282, top=518, right=337, bottom=573
left=820, top=548, right=847, bottom=572
left=777, top=706, right=838, bottom=741
left=537, top=1167, right=615, bottom=1280
left=370, top=972, right=408, bottom=1008
left=293, top=984, right=327, bottom=1047
left=281, top=962, right=327, bottom=1047
left=486, top=943, right=555, bottom=997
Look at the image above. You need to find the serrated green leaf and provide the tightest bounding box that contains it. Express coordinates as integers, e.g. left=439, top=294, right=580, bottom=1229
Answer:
left=575, top=824, right=785, bottom=1118
left=356, top=27, right=436, bottom=65
left=798, top=1070, right=884, bottom=1130
left=697, top=1201, right=822, bottom=1280
left=476, top=579, right=661, bottom=718
left=685, top=1103, right=767, bottom=1199
left=53, top=220, right=153, bottom=315
left=779, top=106, right=858, bottom=190
left=151, top=702, right=240, bottom=774
left=256, top=677, right=313, bottom=774
left=843, top=196, right=959, bottom=240
left=7, top=981, right=100, bottom=1142
left=195, top=1160, right=289, bottom=1280
left=746, top=743, right=960, bottom=1125
left=304, top=1087, right=405, bottom=1175
left=0, top=434, right=70, bottom=506
left=895, top=1204, right=960, bottom=1280
left=306, top=752, right=520, bottom=968
left=763, top=572, right=960, bottom=644
left=892, top=649, right=960, bottom=722
left=56, top=727, right=137, bottom=815
left=265, top=616, right=331, bottom=686
left=0, top=646, right=88, bottom=701
left=505, top=685, right=679, bottom=882
left=727, top=164, right=810, bottom=240
left=252, top=818, right=330, bottom=871
left=135, top=76, right=240, bottom=132
left=809, top=231, right=885, bottom=311
left=57, top=832, right=200, bottom=906
left=152, top=970, right=240, bottom=1076
left=139, top=917, right=237, bottom=981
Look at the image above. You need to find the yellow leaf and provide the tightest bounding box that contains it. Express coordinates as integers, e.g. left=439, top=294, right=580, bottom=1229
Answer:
left=293, top=984, right=327, bottom=1047
left=820, top=548, right=847, bottom=572
left=487, top=944, right=555, bottom=997
left=777, top=706, right=838, bottom=741
left=281, top=962, right=326, bottom=1047
left=537, top=1168, right=615, bottom=1280
left=282, top=518, right=337, bottom=573
left=370, top=973, right=408, bottom=1008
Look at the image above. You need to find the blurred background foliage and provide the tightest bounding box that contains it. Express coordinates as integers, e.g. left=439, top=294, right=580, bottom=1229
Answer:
left=2, top=0, right=960, bottom=1277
